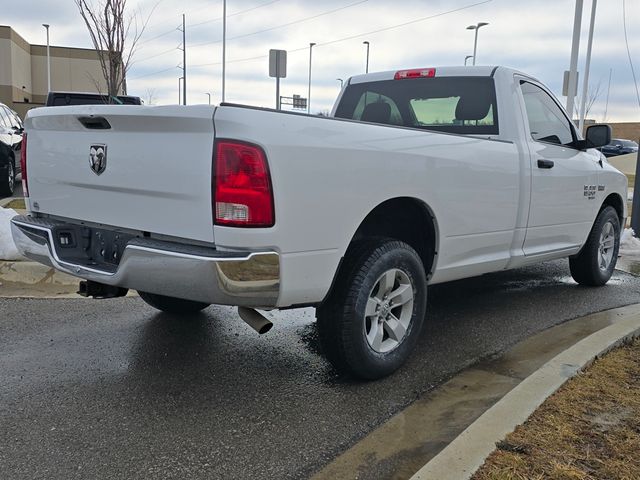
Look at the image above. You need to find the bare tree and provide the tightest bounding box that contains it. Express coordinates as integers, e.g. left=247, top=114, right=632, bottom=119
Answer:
left=575, top=80, right=603, bottom=120
left=75, top=0, right=152, bottom=100
left=144, top=88, right=157, bottom=105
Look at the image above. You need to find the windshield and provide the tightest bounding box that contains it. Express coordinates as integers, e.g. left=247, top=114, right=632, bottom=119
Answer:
left=334, top=76, right=499, bottom=135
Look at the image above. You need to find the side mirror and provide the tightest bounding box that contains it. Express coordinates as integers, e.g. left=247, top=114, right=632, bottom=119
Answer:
left=584, top=124, right=611, bottom=149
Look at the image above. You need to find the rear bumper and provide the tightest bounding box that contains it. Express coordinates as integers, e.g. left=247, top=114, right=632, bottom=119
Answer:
left=10, top=215, right=280, bottom=307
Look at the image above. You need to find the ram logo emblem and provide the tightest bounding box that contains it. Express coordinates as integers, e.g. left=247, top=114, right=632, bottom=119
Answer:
left=89, top=144, right=107, bottom=175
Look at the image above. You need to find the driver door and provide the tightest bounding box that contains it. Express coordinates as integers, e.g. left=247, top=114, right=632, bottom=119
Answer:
left=518, top=80, right=600, bottom=256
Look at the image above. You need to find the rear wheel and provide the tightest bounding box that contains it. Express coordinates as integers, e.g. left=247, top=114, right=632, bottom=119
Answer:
left=317, top=238, right=427, bottom=380
left=0, top=161, right=15, bottom=197
left=569, top=206, right=620, bottom=286
left=138, top=291, right=210, bottom=314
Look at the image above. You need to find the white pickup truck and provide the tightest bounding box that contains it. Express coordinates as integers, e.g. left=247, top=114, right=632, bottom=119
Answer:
left=11, top=66, right=626, bottom=379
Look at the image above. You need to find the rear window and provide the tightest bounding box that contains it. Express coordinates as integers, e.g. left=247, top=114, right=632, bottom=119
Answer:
left=334, top=76, right=498, bottom=135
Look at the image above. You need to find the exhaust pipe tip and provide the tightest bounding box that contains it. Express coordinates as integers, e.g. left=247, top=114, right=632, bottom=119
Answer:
left=238, top=307, right=273, bottom=335
left=256, top=323, right=273, bottom=335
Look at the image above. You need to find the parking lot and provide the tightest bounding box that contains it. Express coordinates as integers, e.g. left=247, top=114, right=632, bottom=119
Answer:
left=2, top=260, right=640, bottom=479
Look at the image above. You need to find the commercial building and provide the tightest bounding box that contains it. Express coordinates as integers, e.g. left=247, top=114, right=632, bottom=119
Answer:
left=0, top=25, right=110, bottom=118
left=610, top=123, right=640, bottom=143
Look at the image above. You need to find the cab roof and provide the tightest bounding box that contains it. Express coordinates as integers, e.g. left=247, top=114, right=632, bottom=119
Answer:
left=348, top=66, right=534, bottom=85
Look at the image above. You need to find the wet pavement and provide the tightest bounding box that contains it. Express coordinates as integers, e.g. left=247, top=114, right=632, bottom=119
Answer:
left=313, top=303, right=640, bottom=480
left=617, top=256, right=640, bottom=276
left=2, top=260, right=640, bottom=479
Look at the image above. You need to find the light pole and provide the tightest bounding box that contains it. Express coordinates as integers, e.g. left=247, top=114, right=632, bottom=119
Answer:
left=42, top=24, right=51, bottom=93
left=363, top=41, right=370, bottom=73
left=178, top=77, right=183, bottom=104
left=222, top=0, right=227, bottom=102
left=466, top=22, right=489, bottom=65
left=308, top=42, right=316, bottom=114
left=578, top=0, right=597, bottom=133
left=337, top=78, right=344, bottom=88
left=183, top=14, right=187, bottom=105
left=566, top=0, right=584, bottom=118
left=464, top=55, right=473, bottom=66
left=205, top=92, right=211, bottom=105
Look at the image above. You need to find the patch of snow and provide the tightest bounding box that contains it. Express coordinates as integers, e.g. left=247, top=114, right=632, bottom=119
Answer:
left=620, top=228, right=640, bottom=256
left=0, top=206, right=21, bottom=260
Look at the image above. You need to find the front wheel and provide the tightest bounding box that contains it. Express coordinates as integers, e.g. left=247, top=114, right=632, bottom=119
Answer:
left=0, top=161, right=15, bottom=198
left=569, top=206, right=620, bottom=286
left=317, top=238, right=427, bottom=380
left=138, top=291, right=210, bottom=314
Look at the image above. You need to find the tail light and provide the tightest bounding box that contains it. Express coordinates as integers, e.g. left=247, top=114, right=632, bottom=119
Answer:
left=394, top=68, right=436, bottom=80
left=20, top=133, right=28, bottom=197
left=214, top=140, right=274, bottom=227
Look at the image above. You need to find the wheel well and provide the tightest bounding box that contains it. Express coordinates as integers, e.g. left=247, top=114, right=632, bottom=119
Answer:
left=349, top=197, right=437, bottom=276
left=601, top=193, right=624, bottom=227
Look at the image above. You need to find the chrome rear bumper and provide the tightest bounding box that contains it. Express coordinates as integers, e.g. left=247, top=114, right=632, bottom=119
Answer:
left=10, top=215, right=280, bottom=307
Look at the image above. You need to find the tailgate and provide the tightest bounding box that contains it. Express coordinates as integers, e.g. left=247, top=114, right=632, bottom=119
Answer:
left=25, top=105, right=216, bottom=243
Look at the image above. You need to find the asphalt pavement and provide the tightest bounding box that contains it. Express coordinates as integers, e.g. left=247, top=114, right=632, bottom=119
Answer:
left=2, top=260, right=640, bottom=479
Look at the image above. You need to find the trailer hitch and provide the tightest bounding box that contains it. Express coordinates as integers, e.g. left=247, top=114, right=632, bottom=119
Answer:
left=78, top=280, right=128, bottom=299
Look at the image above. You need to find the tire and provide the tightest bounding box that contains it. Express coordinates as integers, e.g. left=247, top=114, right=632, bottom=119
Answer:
left=138, top=291, right=210, bottom=314
left=0, top=161, right=15, bottom=198
left=317, top=238, right=427, bottom=380
left=569, top=206, right=620, bottom=286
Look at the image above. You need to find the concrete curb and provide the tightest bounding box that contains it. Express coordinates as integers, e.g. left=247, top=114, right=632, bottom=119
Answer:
left=0, top=260, right=77, bottom=285
left=0, top=260, right=81, bottom=298
left=410, top=306, right=640, bottom=480
left=0, top=196, right=25, bottom=210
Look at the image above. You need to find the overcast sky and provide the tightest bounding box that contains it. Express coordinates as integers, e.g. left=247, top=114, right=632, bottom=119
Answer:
left=4, top=0, right=640, bottom=122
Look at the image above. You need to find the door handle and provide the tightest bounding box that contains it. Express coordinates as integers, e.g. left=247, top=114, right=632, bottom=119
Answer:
left=537, top=159, right=555, bottom=169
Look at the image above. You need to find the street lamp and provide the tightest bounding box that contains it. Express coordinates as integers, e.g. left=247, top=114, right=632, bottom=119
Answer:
left=363, top=41, right=370, bottom=73
left=466, top=22, right=489, bottom=66
left=205, top=92, right=211, bottom=105
left=308, top=42, right=316, bottom=114
left=337, top=78, right=344, bottom=88
left=464, top=55, right=474, bottom=66
left=42, top=24, right=51, bottom=93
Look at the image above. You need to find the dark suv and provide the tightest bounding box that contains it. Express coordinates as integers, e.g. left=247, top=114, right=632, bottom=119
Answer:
left=600, top=138, right=639, bottom=157
left=0, top=103, right=23, bottom=197
left=45, top=91, right=142, bottom=106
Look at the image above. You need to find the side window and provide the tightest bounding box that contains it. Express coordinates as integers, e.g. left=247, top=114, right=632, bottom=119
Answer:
left=0, top=108, right=9, bottom=128
left=520, top=81, right=575, bottom=146
left=9, top=110, right=22, bottom=129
